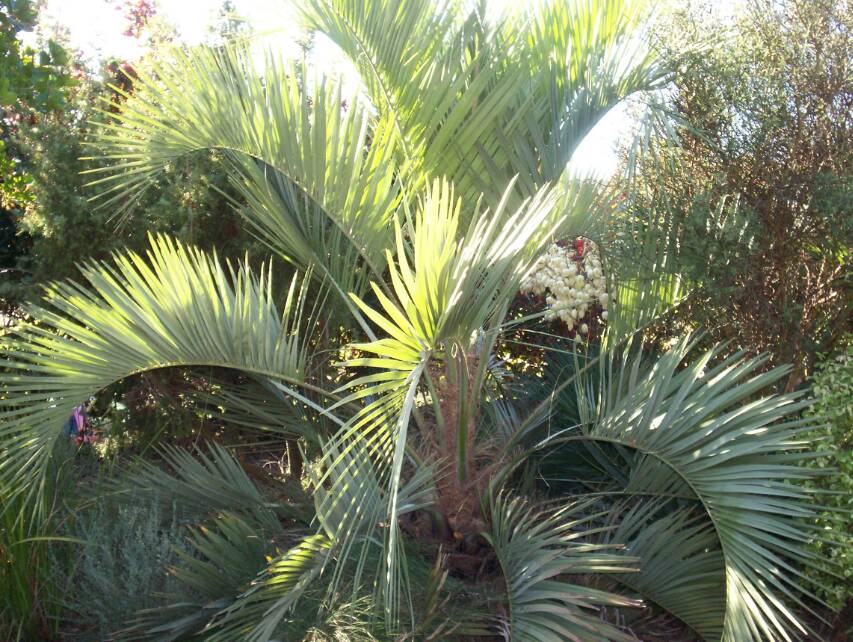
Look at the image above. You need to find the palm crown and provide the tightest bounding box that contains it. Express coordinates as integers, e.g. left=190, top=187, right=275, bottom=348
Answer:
left=0, top=1, right=833, bottom=640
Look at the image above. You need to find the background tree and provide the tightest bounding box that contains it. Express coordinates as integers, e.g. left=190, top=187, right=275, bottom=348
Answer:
left=620, top=0, right=851, bottom=392
left=2, top=0, right=253, bottom=309
left=0, top=0, right=74, bottom=321
left=614, top=2, right=852, bottom=630
left=803, top=336, right=852, bottom=623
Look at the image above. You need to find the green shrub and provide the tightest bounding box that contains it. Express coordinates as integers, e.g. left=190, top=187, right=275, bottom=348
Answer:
left=805, top=337, right=852, bottom=611
left=618, top=0, right=852, bottom=390
left=53, top=498, right=189, bottom=640
left=0, top=494, right=62, bottom=641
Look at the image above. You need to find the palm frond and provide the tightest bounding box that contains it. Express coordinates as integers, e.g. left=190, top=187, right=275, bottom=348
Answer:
left=565, top=337, right=831, bottom=641
left=207, top=534, right=332, bottom=641
left=484, top=0, right=667, bottom=189
left=603, top=499, right=726, bottom=640
left=311, top=178, right=565, bottom=622
left=188, top=374, right=336, bottom=442
left=605, top=96, right=711, bottom=341
left=302, top=0, right=668, bottom=213
left=297, top=0, right=467, bottom=187
left=118, top=512, right=285, bottom=641
left=298, top=0, right=461, bottom=131
left=483, top=492, right=640, bottom=642
left=510, top=334, right=832, bottom=639
left=87, top=45, right=401, bottom=308
left=174, top=512, right=277, bottom=604
left=0, top=235, right=313, bottom=515
left=117, top=441, right=307, bottom=525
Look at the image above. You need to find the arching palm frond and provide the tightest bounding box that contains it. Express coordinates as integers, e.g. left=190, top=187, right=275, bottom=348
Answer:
left=539, top=0, right=665, bottom=157
left=491, top=330, right=830, bottom=640
left=187, top=373, right=338, bottom=441
left=87, top=46, right=401, bottom=308
left=484, top=492, right=640, bottom=642
left=298, top=0, right=510, bottom=208
left=555, top=337, right=830, bottom=641
left=177, top=512, right=279, bottom=607
left=603, top=500, right=726, bottom=640
left=0, top=235, right=316, bottom=516
left=118, top=442, right=308, bottom=525
left=298, top=0, right=462, bottom=147
left=302, top=0, right=669, bottom=212
left=455, top=0, right=667, bottom=205
left=474, top=0, right=668, bottom=196
left=118, top=512, right=293, bottom=642
left=207, top=533, right=333, bottom=642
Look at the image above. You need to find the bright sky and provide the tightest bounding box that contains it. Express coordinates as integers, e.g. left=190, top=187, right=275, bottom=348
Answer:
left=32, top=0, right=741, bottom=178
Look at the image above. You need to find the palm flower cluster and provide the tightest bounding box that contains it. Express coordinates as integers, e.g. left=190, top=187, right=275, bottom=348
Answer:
left=520, top=238, right=610, bottom=332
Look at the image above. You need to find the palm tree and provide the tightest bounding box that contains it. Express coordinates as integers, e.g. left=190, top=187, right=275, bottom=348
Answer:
left=0, top=0, right=834, bottom=639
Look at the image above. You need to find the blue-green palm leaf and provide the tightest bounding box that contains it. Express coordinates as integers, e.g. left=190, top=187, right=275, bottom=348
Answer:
left=484, top=492, right=640, bottom=642
left=559, top=337, right=831, bottom=641
left=0, top=235, right=314, bottom=515
left=87, top=46, right=401, bottom=310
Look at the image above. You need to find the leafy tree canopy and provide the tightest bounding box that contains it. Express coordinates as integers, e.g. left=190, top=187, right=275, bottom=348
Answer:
left=619, top=0, right=852, bottom=390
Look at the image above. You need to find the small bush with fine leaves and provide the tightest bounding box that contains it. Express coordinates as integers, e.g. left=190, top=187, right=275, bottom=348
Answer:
left=52, top=499, right=188, bottom=640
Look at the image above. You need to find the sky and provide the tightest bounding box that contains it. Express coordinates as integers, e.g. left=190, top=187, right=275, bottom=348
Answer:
left=30, top=0, right=739, bottom=178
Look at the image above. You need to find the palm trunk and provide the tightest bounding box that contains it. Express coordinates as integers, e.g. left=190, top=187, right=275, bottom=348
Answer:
left=430, top=351, right=485, bottom=538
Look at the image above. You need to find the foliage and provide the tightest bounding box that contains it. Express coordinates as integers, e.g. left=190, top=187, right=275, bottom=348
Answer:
left=0, top=0, right=72, bottom=111
left=1, top=0, right=255, bottom=313
left=803, top=337, right=853, bottom=612
left=483, top=493, right=640, bottom=641
left=0, top=1, right=844, bottom=641
left=618, top=0, right=852, bottom=391
left=0, top=191, right=27, bottom=271
left=4, top=73, right=253, bottom=307
left=0, top=0, right=74, bottom=259
left=0, top=0, right=73, bottom=173
left=0, top=492, right=61, bottom=640
left=51, top=497, right=189, bottom=641
left=0, top=438, right=75, bottom=641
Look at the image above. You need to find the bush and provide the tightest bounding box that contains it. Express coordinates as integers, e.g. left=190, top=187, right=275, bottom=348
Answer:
left=9, top=82, right=253, bottom=306
left=805, top=338, right=853, bottom=612
left=619, top=0, right=852, bottom=390
left=53, top=497, right=189, bottom=640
